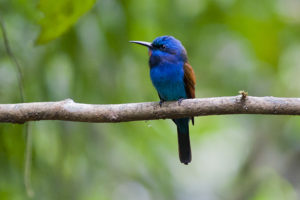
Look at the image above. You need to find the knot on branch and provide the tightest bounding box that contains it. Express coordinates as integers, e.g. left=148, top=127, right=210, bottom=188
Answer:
left=239, top=90, right=248, bottom=101
left=62, top=98, right=75, bottom=104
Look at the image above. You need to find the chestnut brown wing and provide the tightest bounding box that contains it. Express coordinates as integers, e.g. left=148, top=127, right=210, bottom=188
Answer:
left=183, top=62, right=196, bottom=124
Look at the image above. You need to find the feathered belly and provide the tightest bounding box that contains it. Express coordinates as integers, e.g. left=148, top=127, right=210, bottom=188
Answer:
left=150, top=65, right=187, bottom=101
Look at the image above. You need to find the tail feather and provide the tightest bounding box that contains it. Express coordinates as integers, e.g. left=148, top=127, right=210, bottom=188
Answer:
left=174, top=118, right=192, bottom=165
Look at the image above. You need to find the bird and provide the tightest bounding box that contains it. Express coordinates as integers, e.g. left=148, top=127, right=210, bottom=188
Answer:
left=130, top=36, right=196, bottom=164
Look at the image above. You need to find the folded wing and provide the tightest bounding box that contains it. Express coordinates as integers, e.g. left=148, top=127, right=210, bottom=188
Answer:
left=183, top=62, right=196, bottom=124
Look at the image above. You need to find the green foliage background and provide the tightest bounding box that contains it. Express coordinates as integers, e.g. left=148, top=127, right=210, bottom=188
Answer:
left=1, top=0, right=300, bottom=199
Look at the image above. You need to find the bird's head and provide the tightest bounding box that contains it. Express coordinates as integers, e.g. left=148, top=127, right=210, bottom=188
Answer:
left=130, top=36, right=187, bottom=65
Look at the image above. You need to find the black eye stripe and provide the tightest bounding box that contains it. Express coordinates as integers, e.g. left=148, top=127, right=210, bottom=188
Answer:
left=152, top=43, right=166, bottom=50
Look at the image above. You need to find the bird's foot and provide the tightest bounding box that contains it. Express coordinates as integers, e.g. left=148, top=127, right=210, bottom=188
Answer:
left=159, top=100, right=165, bottom=107
left=178, top=98, right=185, bottom=106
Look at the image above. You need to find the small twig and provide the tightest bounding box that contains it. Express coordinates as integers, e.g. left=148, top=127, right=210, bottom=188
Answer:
left=0, top=17, right=25, bottom=102
left=24, top=123, right=34, bottom=198
left=0, top=16, right=33, bottom=198
left=239, top=90, right=248, bottom=101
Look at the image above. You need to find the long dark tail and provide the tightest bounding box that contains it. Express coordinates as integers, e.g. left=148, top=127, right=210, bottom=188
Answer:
left=174, top=118, right=191, bottom=165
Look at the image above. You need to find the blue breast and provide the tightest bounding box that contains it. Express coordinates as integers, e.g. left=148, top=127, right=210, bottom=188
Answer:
left=150, top=61, right=187, bottom=101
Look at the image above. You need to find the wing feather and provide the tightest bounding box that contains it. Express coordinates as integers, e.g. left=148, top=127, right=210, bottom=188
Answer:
left=183, top=62, right=196, bottom=124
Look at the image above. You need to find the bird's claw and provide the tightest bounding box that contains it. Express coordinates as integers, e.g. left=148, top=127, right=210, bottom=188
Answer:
left=159, top=100, right=164, bottom=107
left=178, top=98, right=185, bottom=106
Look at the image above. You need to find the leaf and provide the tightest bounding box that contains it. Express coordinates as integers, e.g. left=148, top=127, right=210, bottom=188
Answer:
left=35, top=0, right=96, bottom=45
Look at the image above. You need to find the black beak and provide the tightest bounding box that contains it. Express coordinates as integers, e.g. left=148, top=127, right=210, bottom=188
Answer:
left=129, top=41, right=152, bottom=48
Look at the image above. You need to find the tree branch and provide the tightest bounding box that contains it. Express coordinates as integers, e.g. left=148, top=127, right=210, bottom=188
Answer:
left=1, top=95, right=300, bottom=124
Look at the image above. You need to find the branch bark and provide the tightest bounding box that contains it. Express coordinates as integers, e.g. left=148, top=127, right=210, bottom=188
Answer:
left=1, top=96, right=300, bottom=124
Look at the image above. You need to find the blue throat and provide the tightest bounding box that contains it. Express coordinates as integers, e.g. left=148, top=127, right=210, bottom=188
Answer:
left=149, top=51, right=187, bottom=101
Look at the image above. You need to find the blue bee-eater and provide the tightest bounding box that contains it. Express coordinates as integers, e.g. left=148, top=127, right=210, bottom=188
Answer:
left=130, top=36, right=196, bottom=164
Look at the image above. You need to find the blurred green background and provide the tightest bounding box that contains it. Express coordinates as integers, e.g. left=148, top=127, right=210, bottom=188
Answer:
left=1, top=0, right=300, bottom=199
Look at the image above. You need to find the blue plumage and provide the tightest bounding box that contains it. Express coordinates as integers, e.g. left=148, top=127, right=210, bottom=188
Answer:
left=150, top=61, right=187, bottom=101
left=130, top=36, right=195, bottom=164
left=149, top=36, right=187, bottom=101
